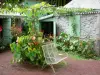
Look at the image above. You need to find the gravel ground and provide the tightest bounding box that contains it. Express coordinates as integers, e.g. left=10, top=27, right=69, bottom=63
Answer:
left=0, top=50, right=100, bottom=75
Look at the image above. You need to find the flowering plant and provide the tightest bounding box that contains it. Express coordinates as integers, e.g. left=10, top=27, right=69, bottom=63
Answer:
left=11, top=26, right=22, bottom=42
left=10, top=34, right=46, bottom=67
left=11, top=26, right=22, bottom=37
left=0, top=25, right=2, bottom=32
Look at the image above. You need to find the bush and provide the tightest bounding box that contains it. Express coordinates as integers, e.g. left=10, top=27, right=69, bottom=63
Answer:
left=11, top=26, right=22, bottom=42
left=57, top=32, right=97, bottom=59
left=10, top=35, right=46, bottom=67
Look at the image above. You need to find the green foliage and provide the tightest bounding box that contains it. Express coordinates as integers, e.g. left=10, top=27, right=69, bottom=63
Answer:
left=55, top=7, right=93, bottom=16
left=4, top=0, right=24, bottom=4
left=57, top=32, right=97, bottom=59
left=25, top=3, right=94, bottom=37
left=0, top=2, right=94, bottom=35
left=26, top=2, right=53, bottom=33
left=10, top=34, right=46, bottom=67
left=2, top=0, right=24, bottom=7
left=0, top=1, right=94, bottom=16
left=27, top=2, right=94, bottom=34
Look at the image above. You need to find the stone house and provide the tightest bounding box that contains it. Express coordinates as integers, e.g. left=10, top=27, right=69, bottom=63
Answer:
left=39, top=0, right=100, bottom=55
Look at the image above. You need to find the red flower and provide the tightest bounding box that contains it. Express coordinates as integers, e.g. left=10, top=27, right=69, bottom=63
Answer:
left=34, top=41, right=39, bottom=45
left=40, top=30, right=44, bottom=32
left=0, top=25, right=2, bottom=32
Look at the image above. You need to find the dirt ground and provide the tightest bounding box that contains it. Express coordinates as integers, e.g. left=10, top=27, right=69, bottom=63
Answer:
left=0, top=50, right=100, bottom=75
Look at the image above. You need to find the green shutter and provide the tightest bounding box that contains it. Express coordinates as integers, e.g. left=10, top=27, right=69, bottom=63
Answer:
left=2, top=18, right=11, bottom=45
left=69, top=15, right=80, bottom=36
left=76, top=15, right=80, bottom=37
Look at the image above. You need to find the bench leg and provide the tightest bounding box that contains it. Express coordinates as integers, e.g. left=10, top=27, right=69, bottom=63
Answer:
left=63, top=60, right=67, bottom=65
left=50, top=65, right=56, bottom=74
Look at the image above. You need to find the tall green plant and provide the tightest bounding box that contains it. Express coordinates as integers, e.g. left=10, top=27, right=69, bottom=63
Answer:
left=28, top=2, right=55, bottom=33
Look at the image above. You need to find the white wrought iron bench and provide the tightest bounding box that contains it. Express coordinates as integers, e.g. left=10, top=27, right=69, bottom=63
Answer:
left=42, top=43, right=68, bottom=73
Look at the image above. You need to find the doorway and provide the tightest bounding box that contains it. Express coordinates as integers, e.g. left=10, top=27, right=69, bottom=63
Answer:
left=41, top=22, right=53, bottom=37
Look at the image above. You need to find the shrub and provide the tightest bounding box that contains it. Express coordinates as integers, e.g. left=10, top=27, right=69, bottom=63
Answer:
left=57, top=32, right=97, bottom=59
left=10, top=35, right=46, bottom=67
left=11, top=26, right=22, bottom=42
left=11, top=26, right=22, bottom=37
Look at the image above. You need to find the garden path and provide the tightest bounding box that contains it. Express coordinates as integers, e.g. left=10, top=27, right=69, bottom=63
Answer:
left=0, top=50, right=100, bottom=75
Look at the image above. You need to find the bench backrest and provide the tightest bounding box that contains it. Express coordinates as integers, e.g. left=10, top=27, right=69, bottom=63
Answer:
left=42, top=43, right=58, bottom=64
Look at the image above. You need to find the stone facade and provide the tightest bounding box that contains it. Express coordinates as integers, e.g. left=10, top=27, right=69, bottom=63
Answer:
left=80, top=14, right=100, bottom=55
left=80, top=14, right=100, bottom=39
left=55, top=13, right=100, bottom=55
left=56, top=16, right=69, bottom=34
left=56, top=13, right=100, bottom=39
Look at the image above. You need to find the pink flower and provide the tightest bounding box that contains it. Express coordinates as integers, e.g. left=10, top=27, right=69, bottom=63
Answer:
left=32, top=36, right=36, bottom=41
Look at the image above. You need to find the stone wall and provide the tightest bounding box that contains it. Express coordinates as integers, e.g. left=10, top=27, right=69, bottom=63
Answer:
left=80, top=14, right=100, bottom=55
left=56, top=13, right=100, bottom=39
left=80, top=14, right=100, bottom=39
left=56, top=16, right=69, bottom=35
left=55, top=13, right=100, bottom=55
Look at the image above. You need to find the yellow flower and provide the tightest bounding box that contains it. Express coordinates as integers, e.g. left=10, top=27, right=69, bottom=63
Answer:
left=28, top=47, right=32, bottom=51
left=33, top=48, right=36, bottom=51
left=28, top=43, right=33, bottom=46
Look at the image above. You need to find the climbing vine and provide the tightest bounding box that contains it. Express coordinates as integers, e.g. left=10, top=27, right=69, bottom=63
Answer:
left=0, top=2, right=94, bottom=35
left=55, top=7, right=93, bottom=16
left=71, top=16, right=77, bottom=36
left=28, top=3, right=94, bottom=33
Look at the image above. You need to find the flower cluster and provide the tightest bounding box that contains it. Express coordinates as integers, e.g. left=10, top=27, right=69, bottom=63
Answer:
left=11, top=26, right=22, bottom=37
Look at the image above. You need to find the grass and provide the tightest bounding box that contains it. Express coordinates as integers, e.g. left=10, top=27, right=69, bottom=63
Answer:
left=68, top=52, right=86, bottom=60
left=68, top=52, right=100, bottom=60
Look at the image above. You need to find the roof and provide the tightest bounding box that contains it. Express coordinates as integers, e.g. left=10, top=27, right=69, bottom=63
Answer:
left=39, top=14, right=54, bottom=21
left=64, top=0, right=100, bottom=9
left=0, top=13, right=26, bottom=18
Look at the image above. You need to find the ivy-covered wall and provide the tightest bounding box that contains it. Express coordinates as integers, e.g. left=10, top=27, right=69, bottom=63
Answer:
left=56, top=15, right=80, bottom=37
